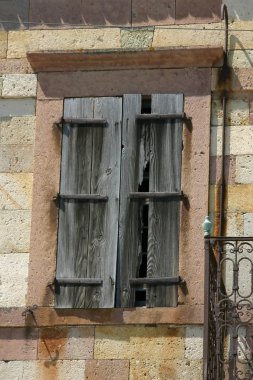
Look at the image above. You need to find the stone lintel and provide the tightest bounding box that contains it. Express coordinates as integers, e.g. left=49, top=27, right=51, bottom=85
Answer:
left=27, top=46, right=223, bottom=73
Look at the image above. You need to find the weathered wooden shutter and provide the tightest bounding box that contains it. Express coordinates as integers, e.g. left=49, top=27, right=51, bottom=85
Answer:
left=56, top=97, right=122, bottom=308
left=118, top=94, right=183, bottom=307
left=117, top=94, right=142, bottom=307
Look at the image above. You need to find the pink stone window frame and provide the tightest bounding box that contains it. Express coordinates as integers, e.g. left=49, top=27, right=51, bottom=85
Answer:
left=27, top=68, right=211, bottom=324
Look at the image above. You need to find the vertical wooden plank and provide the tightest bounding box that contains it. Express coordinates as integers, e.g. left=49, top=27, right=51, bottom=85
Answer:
left=56, top=97, right=122, bottom=308
left=147, top=94, right=183, bottom=307
left=87, top=97, right=122, bottom=308
left=117, top=94, right=143, bottom=307
left=56, top=98, right=94, bottom=308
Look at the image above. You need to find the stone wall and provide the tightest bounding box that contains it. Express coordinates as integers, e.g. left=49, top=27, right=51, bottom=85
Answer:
left=0, top=325, right=203, bottom=380
left=0, top=1, right=253, bottom=379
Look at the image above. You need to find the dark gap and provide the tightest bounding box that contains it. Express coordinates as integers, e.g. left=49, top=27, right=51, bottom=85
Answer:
left=135, top=126, right=150, bottom=305
left=135, top=289, right=146, bottom=306
left=141, top=95, right=151, bottom=114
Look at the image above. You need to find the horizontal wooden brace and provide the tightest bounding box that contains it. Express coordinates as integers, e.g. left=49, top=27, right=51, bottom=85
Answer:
left=56, top=194, right=108, bottom=202
left=56, top=278, right=103, bottom=285
left=63, top=118, right=107, bottom=126
left=136, top=113, right=185, bottom=121
left=129, top=276, right=183, bottom=286
left=129, top=192, right=184, bottom=200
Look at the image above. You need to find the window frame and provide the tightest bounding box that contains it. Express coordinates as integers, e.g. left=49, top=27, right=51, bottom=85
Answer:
left=27, top=67, right=211, bottom=325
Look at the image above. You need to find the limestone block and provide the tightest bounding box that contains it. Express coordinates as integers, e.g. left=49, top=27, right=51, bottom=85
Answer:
left=185, top=326, right=203, bottom=360
left=228, top=50, right=253, bottom=68
left=121, top=28, right=154, bottom=48
left=209, top=185, right=253, bottom=222
left=0, top=360, right=86, bottom=380
left=211, top=126, right=253, bottom=156
left=0, top=116, right=35, bottom=144
left=227, top=185, right=253, bottom=213
left=211, top=99, right=249, bottom=127
left=7, top=29, right=121, bottom=58
left=235, top=155, right=253, bottom=184
left=244, top=213, right=253, bottom=236
left=0, top=210, right=31, bottom=253
left=0, top=253, right=28, bottom=307
left=38, top=327, right=94, bottom=360
left=2, top=74, right=37, bottom=98
left=226, top=0, right=253, bottom=21
left=94, top=326, right=185, bottom=360
left=0, top=361, right=26, bottom=379
left=130, top=359, right=203, bottom=380
left=153, top=23, right=223, bottom=48
left=0, top=173, right=33, bottom=210
left=226, top=212, right=243, bottom=236
left=0, top=144, right=34, bottom=172
left=228, top=21, right=253, bottom=49
left=0, top=99, right=35, bottom=117
left=0, top=328, right=38, bottom=360
left=85, top=360, right=129, bottom=380
left=0, top=32, right=7, bottom=58
left=212, top=67, right=253, bottom=92
left=0, top=58, right=33, bottom=75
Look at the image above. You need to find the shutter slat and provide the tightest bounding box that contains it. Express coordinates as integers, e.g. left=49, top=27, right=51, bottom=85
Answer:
left=86, top=97, right=122, bottom=308
left=147, top=94, right=183, bottom=307
left=56, top=98, right=93, bottom=308
left=117, top=94, right=142, bottom=307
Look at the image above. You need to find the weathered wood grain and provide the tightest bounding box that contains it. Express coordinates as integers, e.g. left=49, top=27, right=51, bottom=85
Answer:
left=56, top=97, right=122, bottom=308
left=56, top=94, right=183, bottom=309
left=147, top=94, right=183, bottom=307
left=86, top=97, right=122, bottom=308
left=56, top=98, right=93, bottom=308
left=117, top=94, right=142, bottom=307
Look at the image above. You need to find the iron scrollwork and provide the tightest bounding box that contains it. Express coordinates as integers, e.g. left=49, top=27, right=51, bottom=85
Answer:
left=204, top=238, right=253, bottom=380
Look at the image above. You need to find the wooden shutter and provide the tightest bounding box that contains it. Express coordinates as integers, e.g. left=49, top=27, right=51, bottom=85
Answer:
left=147, top=94, right=183, bottom=307
left=118, top=94, right=183, bottom=307
left=56, top=97, right=122, bottom=308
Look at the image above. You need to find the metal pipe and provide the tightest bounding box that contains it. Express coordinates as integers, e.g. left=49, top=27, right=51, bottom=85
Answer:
left=219, top=4, right=229, bottom=237
left=221, top=4, right=228, bottom=57
left=219, top=92, right=227, bottom=237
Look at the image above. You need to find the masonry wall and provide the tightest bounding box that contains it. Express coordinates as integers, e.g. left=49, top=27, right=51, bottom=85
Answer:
left=0, top=1, right=252, bottom=379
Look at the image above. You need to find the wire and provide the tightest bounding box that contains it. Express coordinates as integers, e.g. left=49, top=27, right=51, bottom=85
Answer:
left=0, top=19, right=253, bottom=32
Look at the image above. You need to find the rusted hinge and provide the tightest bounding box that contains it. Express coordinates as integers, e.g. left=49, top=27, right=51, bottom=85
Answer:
left=22, top=304, right=38, bottom=318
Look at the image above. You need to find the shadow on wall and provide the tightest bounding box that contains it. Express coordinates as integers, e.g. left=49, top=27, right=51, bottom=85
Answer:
left=0, top=0, right=222, bottom=31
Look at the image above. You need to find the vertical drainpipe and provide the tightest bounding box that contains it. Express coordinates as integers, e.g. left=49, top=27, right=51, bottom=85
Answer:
left=219, top=4, right=229, bottom=237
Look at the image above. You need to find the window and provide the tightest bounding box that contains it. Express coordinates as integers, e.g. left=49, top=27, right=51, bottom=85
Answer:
left=55, top=94, right=184, bottom=308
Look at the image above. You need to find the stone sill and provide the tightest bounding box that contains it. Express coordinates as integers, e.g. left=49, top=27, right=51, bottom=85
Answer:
left=0, top=305, right=203, bottom=327
left=27, top=47, right=223, bottom=72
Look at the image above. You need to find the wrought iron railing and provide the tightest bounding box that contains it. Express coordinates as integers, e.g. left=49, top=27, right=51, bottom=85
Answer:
left=204, top=237, right=253, bottom=380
